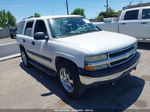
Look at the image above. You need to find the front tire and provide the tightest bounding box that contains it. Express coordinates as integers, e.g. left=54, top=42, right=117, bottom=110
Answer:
left=21, top=49, right=31, bottom=67
left=57, top=61, right=86, bottom=98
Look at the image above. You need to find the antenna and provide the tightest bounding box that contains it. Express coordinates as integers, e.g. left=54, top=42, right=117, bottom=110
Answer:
left=129, top=1, right=133, bottom=6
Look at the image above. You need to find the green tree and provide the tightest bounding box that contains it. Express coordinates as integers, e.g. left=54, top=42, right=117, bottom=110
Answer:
left=0, top=10, right=16, bottom=28
left=107, top=8, right=117, bottom=17
left=96, top=15, right=105, bottom=21
left=33, top=13, right=41, bottom=17
left=29, top=13, right=41, bottom=18
left=7, top=11, right=16, bottom=27
left=117, top=10, right=122, bottom=16
left=71, top=8, right=85, bottom=17
left=96, top=8, right=118, bottom=21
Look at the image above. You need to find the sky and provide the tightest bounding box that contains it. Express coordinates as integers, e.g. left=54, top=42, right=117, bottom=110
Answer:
left=0, top=0, right=150, bottom=22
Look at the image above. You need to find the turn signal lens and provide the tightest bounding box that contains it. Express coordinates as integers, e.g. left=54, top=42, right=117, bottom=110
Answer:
left=84, top=66, right=94, bottom=71
left=85, top=64, right=109, bottom=71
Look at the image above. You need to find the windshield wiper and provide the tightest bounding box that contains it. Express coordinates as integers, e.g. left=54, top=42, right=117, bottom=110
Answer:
left=57, top=33, right=78, bottom=38
left=86, top=29, right=99, bottom=33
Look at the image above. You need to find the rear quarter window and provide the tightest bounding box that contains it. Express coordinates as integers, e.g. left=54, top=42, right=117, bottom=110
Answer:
left=17, top=21, right=25, bottom=34
left=142, top=9, right=150, bottom=19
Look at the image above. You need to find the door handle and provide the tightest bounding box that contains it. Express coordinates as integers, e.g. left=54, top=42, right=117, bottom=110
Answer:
left=121, top=23, right=126, bottom=25
left=141, top=22, right=147, bottom=24
left=32, top=41, right=35, bottom=45
left=23, top=39, right=25, bottom=43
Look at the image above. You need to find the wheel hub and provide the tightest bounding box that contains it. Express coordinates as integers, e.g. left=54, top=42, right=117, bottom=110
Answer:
left=60, top=68, right=74, bottom=93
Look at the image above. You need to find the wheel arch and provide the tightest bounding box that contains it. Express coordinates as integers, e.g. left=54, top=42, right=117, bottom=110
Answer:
left=19, top=44, right=25, bottom=51
left=55, top=56, right=78, bottom=71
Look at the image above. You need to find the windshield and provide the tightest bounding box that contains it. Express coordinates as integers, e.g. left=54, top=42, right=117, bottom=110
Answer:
left=49, top=17, right=100, bottom=38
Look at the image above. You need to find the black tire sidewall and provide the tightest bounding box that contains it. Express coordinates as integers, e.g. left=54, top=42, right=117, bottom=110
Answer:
left=21, top=49, right=30, bottom=67
left=57, top=61, right=86, bottom=98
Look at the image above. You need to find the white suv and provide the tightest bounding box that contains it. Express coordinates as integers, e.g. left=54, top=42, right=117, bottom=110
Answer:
left=17, top=15, right=140, bottom=98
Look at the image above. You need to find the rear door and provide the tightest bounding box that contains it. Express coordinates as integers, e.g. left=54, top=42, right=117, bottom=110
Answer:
left=140, top=8, right=150, bottom=39
left=119, top=9, right=141, bottom=38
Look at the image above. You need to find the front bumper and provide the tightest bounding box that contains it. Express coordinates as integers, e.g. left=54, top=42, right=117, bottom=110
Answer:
left=79, top=52, right=140, bottom=85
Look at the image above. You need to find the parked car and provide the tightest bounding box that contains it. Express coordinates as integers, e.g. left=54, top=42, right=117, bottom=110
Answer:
left=94, top=6, right=150, bottom=40
left=10, top=27, right=17, bottom=39
left=17, top=15, right=140, bottom=98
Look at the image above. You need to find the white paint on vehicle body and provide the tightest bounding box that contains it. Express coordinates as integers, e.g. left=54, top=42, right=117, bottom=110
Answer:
left=57, top=31, right=136, bottom=55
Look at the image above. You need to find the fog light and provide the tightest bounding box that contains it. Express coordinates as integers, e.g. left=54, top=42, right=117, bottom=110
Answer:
left=93, top=64, right=109, bottom=70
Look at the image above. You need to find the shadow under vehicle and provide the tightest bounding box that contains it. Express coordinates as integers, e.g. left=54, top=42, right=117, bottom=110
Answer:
left=20, top=63, right=145, bottom=112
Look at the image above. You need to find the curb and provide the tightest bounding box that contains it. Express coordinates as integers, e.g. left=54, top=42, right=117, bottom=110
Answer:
left=0, top=53, right=21, bottom=62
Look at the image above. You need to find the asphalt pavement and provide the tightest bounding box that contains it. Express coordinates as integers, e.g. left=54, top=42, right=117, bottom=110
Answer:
left=0, top=37, right=16, bottom=45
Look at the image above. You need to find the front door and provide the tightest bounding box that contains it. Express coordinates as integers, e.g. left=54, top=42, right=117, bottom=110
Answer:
left=31, top=20, right=53, bottom=68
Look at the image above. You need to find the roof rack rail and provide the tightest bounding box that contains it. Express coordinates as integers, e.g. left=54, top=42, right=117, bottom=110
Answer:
left=123, top=2, right=150, bottom=10
left=23, top=16, right=40, bottom=20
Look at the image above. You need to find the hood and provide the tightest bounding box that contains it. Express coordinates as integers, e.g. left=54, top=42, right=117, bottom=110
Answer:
left=57, top=31, right=137, bottom=55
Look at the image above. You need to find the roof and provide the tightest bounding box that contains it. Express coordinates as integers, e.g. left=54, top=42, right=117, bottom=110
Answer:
left=123, top=2, right=150, bottom=10
left=23, top=15, right=82, bottom=21
left=123, top=6, right=150, bottom=11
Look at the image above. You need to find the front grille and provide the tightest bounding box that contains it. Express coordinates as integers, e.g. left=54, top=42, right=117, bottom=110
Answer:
left=110, top=53, right=134, bottom=67
left=108, top=45, right=135, bottom=67
left=109, top=46, right=134, bottom=58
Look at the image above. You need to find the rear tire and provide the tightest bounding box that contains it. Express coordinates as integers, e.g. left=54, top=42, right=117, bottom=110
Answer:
left=57, top=61, right=86, bottom=98
left=20, top=48, right=31, bottom=67
left=10, top=34, right=14, bottom=39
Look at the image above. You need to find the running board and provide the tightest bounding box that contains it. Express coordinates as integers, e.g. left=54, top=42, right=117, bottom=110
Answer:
left=29, top=60, right=57, bottom=77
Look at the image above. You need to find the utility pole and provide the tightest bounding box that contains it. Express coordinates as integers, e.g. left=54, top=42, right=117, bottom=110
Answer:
left=105, top=0, right=109, bottom=12
left=65, top=0, right=69, bottom=15
left=105, top=0, right=109, bottom=17
left=129, top=1, right=133, bottom=6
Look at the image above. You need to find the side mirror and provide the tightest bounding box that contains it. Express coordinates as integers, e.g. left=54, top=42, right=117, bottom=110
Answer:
left=34, top=32, right=48, bottom=40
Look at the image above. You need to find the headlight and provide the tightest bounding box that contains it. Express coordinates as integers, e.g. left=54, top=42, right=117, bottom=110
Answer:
left=84, top=54, right=108, bottom=71
left=92, top=64, right=109, bottom=70
left=85, top=54, right=108, bottom=63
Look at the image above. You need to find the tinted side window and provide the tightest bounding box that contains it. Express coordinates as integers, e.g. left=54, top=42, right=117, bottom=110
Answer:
left=124, top=10, right=139, bottom=20
left=17, top=21, right=25, bottom=34
left=142, top=9, right=150, bottom=19
left=34, top=20, right=47, bottom=35
left=24, top=21, right=33, bottom=36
